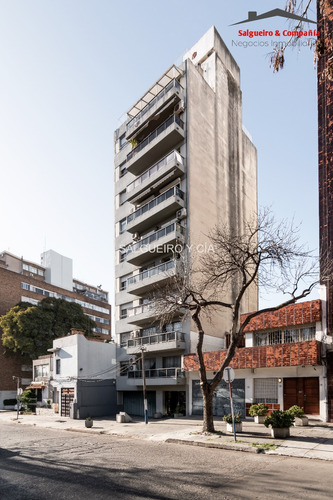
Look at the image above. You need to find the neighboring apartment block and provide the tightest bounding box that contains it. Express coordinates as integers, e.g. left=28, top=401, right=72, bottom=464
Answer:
left=114, top=27, right=257, bottom=416
left=185, top=300, right=330, bottom=421
left=0, top=249, right=111, bottom=409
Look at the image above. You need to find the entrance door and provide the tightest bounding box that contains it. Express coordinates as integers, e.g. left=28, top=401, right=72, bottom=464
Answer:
left=283, top=378, right=319, bottom=414
left=61, top=388, right=74, bottom=417
left=164, top=391, right=186, bottom=415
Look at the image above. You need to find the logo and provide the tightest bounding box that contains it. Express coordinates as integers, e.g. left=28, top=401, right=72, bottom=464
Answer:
left=230, top=9, right=316, bottom=26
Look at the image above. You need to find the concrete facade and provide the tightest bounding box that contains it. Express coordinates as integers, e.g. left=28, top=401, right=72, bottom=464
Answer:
left=113, top=27, right=257, bottom=416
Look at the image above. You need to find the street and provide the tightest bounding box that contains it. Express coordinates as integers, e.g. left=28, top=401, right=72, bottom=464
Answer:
left=0, top=421, right=333, bottom=500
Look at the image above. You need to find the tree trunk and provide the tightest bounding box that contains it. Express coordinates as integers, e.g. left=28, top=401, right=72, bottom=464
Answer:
left=201, top=383, right=215, bottom=433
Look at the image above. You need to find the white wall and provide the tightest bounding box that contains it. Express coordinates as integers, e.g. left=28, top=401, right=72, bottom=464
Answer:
left=41, top=249, right=73, bottom=291
left=53, top=334, right=116, bottom=380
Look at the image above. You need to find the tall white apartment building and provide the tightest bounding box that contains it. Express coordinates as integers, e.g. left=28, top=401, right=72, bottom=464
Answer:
left=114, top=27, right=257, bottom=416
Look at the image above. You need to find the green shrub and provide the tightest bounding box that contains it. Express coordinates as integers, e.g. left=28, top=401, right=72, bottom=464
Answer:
left=20, top=389, right=37, bottom=412
left=287, top=405, right=305, bottom=418
left=3, top=398, right=17, bottom=406
left=249, top=404, right=269, bottom=417
left=264, top=410, right=295, bottom=429
left=223, top=413, right=242, bottom=424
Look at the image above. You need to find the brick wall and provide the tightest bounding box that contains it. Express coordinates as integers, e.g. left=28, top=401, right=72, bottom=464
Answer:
left=0, top=266, right=111, bottom=393
left=184, top=340, right=321, bottom=371
left=240, top=300, right=321, bottom=332
left=318, top=1, right=333, bottom=333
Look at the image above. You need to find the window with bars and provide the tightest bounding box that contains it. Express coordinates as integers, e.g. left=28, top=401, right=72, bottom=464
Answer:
left=254, top=326, right=316, bottom=346
left=254, top=378, right=278, bottom=404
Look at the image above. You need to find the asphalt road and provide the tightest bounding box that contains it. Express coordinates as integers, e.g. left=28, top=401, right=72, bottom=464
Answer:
left=0, top=421, right=333, bottom=500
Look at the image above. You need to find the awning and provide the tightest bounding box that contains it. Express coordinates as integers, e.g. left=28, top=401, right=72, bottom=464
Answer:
left=25, top=383, right=46, bottom=390
left=127, top=65, right=183, bottom=118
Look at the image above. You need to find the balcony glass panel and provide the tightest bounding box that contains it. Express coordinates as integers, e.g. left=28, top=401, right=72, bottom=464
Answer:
left=128, top=260, right=175, bottom=286
left=127, top=302, right=155, bottom=317
left=127, top=151, right=183, bottom=193
left=126, top=222, right=184, bottom=255
left=128, top=367, right=185, bottom=379
left=127, top=331, right=185, bottom=348
left=127, top=187, right=184, bottom=224
left=127, top=115, right=184, bottom=163
left=127, top=79, right=182, bottom=131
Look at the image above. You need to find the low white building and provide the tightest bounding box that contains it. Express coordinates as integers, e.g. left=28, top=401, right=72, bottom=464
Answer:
left=32, top=330, right=119, bottom=418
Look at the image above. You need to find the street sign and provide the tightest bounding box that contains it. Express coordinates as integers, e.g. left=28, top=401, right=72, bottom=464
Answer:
left=223, top=367, right=235, bottom=384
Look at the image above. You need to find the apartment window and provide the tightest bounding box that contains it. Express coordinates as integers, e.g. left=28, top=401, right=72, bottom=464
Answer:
left=21, top=283, right=30, bottom=291
left=38, top=269, right=44, bottom=276
left=163, top=356, right=181, bottom=368
left=120, top=361, right=129, bottom=376
left=119, top=190, right=127, bottom=206
left=254, top=378, right=278, bottom=404
left=119, top=248, right=127, bottom=263
left=119, top=218, right=127, bottom=234
left=119, top=134, right=126, bottom=149
left=120, top=302, right=132, bottom=319
left=56, top=359, right=61, bottom=375
left=120, top=274, right=130, bottom=291
left=119, top=162, right=127, bottom=178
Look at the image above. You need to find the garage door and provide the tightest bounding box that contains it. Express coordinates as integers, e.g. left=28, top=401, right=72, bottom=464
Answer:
left=283, top=377, right=319, bottom=414
left=192, top=379, right=245, bottom=418
left=123, top=391, right=156, bottom=417
left=61, top=388, right=74, bottom=417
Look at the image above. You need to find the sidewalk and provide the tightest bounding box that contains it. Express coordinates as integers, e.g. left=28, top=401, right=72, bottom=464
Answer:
left=1, top=410, right=333, bottom=461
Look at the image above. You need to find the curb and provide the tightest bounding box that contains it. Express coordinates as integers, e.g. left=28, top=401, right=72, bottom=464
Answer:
left=165, top=438, right=260, bottom=453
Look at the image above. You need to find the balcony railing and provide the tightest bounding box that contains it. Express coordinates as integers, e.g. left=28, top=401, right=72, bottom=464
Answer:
left=127, top=187, right=184, bottom=224
left=127, top=302, right=154, bottom=318
left=128, top=260, right=175, bottom=287
left=127, top=151, right=184, bottom=193
left=127, top=79, right=182, bottom=131
left=128, top=367, right=185, bottom=379
left=126, top=222, right=184, bottom=255
left=127, top=330, right=185, bottom=349
left=127, top=114, right=184, bottom=163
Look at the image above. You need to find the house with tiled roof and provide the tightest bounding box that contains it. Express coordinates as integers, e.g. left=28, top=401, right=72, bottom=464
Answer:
left=184, top=300, right=330, bottom=421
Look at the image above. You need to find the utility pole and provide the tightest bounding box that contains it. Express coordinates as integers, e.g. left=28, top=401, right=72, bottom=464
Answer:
left=140, top=347, right=148, bottom=424
left=13, top=376, right=20, bottom=420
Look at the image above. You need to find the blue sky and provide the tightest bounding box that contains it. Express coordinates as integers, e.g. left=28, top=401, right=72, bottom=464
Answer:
left=0, top=0, right=318, bottom=312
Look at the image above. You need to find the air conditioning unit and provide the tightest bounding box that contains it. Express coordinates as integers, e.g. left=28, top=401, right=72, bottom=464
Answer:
left=132, top=232, right=140, bottom=241
left=174, top=100, right=185, bottom=115
left=176, top=208, right=187, bottom=220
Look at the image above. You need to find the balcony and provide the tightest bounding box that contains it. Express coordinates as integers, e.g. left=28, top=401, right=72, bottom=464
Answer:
left=126, top=115, right=185, bottom=176
left=127, top=302, right=156, bottom=325
left=127, top=260, right=176, bottom=296
left=126, top=79, right=184, bottom=140
left=126, top=151, right=185, bottom=204
left=184, top=340, right=322, bottom=372
left=127, top=367, right=185, bottom=386
left=126, top=222, right=185, bottom=266
left=127, top=187, right=185, bottom=234
left=126, top=331, right=186, bottom=355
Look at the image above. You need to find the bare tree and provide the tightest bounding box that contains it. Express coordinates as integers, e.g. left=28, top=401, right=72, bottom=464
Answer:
left=270, top=1, right=332, bottom=74
left=152, top=210, right=319, bottom=433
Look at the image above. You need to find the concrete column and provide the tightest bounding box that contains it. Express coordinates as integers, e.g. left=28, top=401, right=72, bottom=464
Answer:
left=155, top=389, right=163, bottom=414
